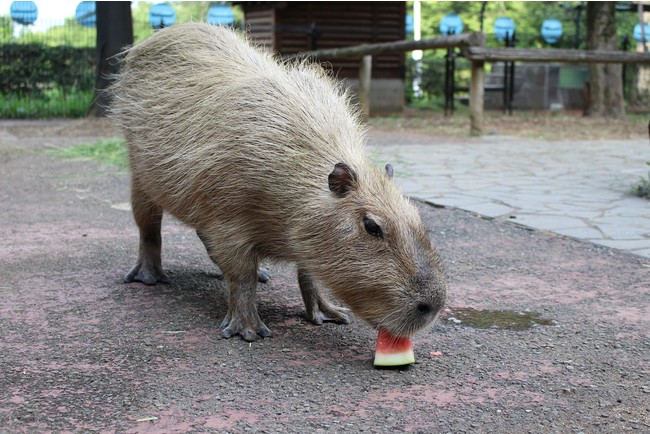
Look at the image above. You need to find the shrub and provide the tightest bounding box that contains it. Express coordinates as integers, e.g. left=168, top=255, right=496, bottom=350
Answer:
left=633, top=162, right=650, bottom=199
left=0, top=44, right=95, bottom=96
left=0, top=87, right=93, bottom=118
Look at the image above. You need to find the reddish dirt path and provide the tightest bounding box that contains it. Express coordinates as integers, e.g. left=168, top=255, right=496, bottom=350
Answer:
left=1, top=120, right=648, bottom=432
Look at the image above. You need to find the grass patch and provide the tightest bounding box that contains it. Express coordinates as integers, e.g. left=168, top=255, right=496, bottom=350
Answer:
left=49, top=139, right=128, bottom=168
left=632, top=162, right=650, bottom=199
left=0, top=88, right=93, bottom=119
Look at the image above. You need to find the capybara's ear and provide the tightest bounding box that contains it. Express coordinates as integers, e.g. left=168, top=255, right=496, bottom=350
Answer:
left=328, top=162, right=358, bottom=197
left=385, top=163, right=394, bottom=179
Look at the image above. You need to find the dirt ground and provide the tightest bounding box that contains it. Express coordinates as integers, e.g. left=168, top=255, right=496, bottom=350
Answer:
left=371, top=109, right=649, bottom=141
left=1, top=119, right=649, bottom=433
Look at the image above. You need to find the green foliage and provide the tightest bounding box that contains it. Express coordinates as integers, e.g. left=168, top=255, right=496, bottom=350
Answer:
left=406, top=1, right=643, bottom=110
left=31, top=17, right=96, bottom=47
left=1, top=2, right=244, bottom=46
left=0, top=43, right=94, bottom=117
left=633, top=162, right=650, bottom=199
left=0, top=2, right=642, bottom=117
left=0, top=44, right=94, bottom=96
left=49, top=139, right=128, bottom=168
left=0, top=88, right=93, bottom=118
left=132, top=2, right=244, bottom=43
left=411, top=1, right=640, bottom=50
left=0, top=16, right=95, bottom=46
left=0, top=15, right=11, bottom=41
left=405, top=51, right=471, bottom=109
left=0, top=2, right=244, bottom=118
left=416, top=1, right=572, bottom=46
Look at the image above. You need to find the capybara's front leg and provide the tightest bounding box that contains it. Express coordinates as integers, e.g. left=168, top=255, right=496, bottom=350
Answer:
left=298, top=268, right=350, bottom=325
left=196, top=230, right=271, bottom=283
left=124, top=183, right=169, bottom=285
left=219, top=260, right=271, bottom=342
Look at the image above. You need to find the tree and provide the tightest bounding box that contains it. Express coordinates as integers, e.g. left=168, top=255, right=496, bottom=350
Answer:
left=585, top=1, right=625, bottom=117
left=415, top=1, right=586, bottom=48
left=0, top=15, right=13, bottom=43
left=130, top=2, right=244, bottom=44
left=90, top=2, right=133, bottom=117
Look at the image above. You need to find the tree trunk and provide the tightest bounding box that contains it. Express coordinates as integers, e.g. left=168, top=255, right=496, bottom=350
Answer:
left=89, top=2, right=133, bottom=117
left=635, top=10, right=650, bottom=108
left=585, top=2, right=625, bottom=117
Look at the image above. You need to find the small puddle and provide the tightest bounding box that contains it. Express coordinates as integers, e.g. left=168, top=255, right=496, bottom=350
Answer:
left=445, top=307, right=553, bottom=331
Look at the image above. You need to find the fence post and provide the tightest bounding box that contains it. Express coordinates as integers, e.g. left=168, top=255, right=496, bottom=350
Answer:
left=470, top=60, right=484, bottom=136
left=359, top=55, right=372, bottom=118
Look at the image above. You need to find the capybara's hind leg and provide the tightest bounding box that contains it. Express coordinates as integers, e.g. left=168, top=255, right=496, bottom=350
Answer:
left=196, top=229, right=271, bottom=283
left=124, top=184, right=169, bottom=285
left=298, top=268, right=350, bottom=325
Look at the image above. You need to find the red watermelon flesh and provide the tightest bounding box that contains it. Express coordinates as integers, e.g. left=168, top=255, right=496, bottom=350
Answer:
left=373, top=328, right=415, bottom=367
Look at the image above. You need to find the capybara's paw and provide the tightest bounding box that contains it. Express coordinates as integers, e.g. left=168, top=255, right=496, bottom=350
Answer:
left=309, top=302, right=350, bottom=326
left=124, top=263, right=169, bottom=285
left=220, top=313, right=271, bottom=342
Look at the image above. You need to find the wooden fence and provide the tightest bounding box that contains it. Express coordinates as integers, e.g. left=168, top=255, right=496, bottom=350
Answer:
left=297, top=35, right=650, bottom=136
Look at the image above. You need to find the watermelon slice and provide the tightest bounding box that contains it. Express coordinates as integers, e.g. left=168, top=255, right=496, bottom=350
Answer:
left=373, top=328, right=415, bottom=367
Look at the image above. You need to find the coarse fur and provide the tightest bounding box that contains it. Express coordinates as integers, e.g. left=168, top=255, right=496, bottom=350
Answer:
left=110, top=22, right=447, bottom=342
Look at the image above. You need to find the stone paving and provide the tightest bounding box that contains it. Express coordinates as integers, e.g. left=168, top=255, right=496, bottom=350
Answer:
left=369, top=130, right=650, bottom=258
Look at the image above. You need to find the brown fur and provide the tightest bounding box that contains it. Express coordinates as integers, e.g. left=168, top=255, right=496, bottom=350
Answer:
left=109, top=22, right=447, bottom=341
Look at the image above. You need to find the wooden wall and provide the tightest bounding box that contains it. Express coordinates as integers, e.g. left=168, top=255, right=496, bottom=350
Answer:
left=242, top=7, right=274, bottom=48
left=239, top=2, right=405, bottom=80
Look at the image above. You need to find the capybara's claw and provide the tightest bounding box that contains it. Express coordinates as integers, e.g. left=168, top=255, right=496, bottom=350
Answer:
left=124, top=263, right=169, bottom=285
left=309, top=303, right=350, bottom=325
left=220, top=314, right=271, bottom=341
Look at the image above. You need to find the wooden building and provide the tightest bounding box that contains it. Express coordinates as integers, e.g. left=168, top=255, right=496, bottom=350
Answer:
left=237, top=1, right=406, bottom=113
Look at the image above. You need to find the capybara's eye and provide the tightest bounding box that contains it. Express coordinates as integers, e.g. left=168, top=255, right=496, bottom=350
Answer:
left=363, top=217, right=383, bottom=239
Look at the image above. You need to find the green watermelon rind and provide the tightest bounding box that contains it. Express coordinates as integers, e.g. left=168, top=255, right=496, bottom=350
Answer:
left=373, top=328, right=415, bottom=366
left=373, top=349, right=415, bottom=367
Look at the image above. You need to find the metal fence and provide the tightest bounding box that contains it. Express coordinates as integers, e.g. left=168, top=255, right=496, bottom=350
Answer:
left=1, top=18, right=95, bottom=46
left=0, top=18, right=174, bottom=47
left=0, top=18, right=167, bottom=118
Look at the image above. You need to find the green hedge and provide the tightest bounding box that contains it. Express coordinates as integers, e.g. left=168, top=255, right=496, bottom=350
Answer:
left=0, top=44, right=95, bottom=96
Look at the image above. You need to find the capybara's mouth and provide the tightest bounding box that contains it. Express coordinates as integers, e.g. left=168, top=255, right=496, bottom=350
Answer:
left=375, top=307, right=441, bottom=337
left=374, top=321, right=416, bottom=338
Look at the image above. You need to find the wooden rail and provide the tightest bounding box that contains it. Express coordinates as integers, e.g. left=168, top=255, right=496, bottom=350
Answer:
left=296, top=36, right=650, bottom=136
left=466, top=46, right=650, bottom=64
left=296, top=32, right=484, bottom=60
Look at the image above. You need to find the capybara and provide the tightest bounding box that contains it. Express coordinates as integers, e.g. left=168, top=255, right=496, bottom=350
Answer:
left=110, top=22, right=447, bottom=342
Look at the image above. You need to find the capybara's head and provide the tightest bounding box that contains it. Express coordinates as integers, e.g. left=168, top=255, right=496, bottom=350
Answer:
left=300, top=161, right=447, bottom=337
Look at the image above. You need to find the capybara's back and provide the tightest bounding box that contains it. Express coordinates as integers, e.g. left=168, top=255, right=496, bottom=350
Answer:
left=110, top=22, right=447, bottom=343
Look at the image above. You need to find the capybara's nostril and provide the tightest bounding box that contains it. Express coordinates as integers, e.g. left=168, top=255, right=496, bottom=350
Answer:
left=416, top=302, right=434, bottom=315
